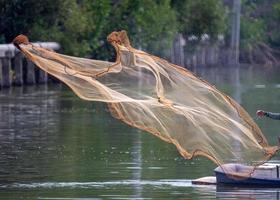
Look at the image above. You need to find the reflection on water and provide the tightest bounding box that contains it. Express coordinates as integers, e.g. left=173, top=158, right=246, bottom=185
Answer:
left=216, top=186, right=280, bottom=199
left=1, top=179, right=192, bottom=189
left=1, top=65, right=280, bottom=199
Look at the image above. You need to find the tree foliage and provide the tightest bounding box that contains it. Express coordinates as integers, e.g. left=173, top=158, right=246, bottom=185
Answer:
left=98, top=0, right=178, bottom=59
left=270, top=2, right=280, bottom=48
left=0, top=0, right=177, bottom=58
left=172, top=0, right=227, bottom=40
left=2, top=0, right=278, bottom=63
left=240, top=0, right=280, bottom=63
left=0, top=0, right=93, bottom=55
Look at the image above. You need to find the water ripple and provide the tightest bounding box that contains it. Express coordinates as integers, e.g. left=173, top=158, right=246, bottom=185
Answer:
left=0, top=179, right=192, bottom=189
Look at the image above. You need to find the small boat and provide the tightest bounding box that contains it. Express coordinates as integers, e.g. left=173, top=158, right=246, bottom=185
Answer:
left=193, top=163, right=280, bottom=187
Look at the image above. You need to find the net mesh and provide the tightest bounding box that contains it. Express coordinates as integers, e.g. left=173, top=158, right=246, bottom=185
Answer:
left=13, top=31, right=279, bottom=177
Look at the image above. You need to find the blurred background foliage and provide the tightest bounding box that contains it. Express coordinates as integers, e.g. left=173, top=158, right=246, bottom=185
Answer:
left=172, top=0, right=227, bottom=41
left=0, top=0, right=280, bottom=62
left=240, top=0, right=280, bottom=63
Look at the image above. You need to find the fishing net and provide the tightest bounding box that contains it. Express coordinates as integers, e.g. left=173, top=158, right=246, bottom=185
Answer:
left=13, top=31, right=278, bottom=177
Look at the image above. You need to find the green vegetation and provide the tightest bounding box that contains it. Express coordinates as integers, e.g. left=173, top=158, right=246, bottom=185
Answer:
left=1, top=0, right=280, bottom=63
left=94, top=0, right=178, bottom=59
left=240, top=0, right=280, bottom=63
left=0, top=0, right=110, bottom=56
left=0, top=0, right=226, bottom=58
left=172, top=0, right=227, bottom=41
left=0, top=0, right=177, bottom=58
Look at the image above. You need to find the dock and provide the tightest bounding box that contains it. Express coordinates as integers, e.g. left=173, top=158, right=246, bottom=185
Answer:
left=0, top=42, right=60, bottom=88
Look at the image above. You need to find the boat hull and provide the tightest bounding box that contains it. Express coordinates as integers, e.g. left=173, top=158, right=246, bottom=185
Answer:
left=215, top=171, right=280, bottom=187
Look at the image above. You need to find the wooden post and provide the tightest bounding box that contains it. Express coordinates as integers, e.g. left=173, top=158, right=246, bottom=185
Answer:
left=0, top=59, right=2, bottom=88
left=13, top=53, right=23, bottom=86
left=216, top=46, right=221, bottom=65
left=1, top=58, right=12, bottom=87
left=201, top=47, right=206, bottom=66
left=192, top=54, right=197, bottom=67
left=26, top=60, right=35, bottom=85
left=171, top=34, right=185, bottom=67
left=214, top=46, right=219, bottom=64
left=186, top=58, right=191, bottom=68
left=219, top=47, right=228, bottom=65
left=207, top=46, right=217, bottom=66
left=197, top=49, right=201, bottom=66
left=206, top=46, right=211, bottom=66
left=37, top=68, right=48, bottom=84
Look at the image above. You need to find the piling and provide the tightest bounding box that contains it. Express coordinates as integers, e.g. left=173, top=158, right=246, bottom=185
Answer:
left=1, top=57, right=11, bottom=87
left=26, top=60, right=36, bottom=85
left=171, top=34, right=185, bottom=67
left=13, top=53, right=23, bottom=86
left=38, top=69, right=48, bottom=84
left=0, top=42, right=60, bottom=88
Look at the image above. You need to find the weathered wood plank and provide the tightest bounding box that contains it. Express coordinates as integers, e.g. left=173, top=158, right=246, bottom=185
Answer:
left=38, top=68, right=48, bottom=84
left=26, top=60, right=35, bottom=85
left=171, top=34, right=185, bottom=67
left=13, top=53, right=23, bottom=86
left=1, top=58, right=11, bottom=87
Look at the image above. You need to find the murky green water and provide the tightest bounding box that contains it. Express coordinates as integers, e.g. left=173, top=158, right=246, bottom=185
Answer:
left=1, top=65, right=280, bottom=199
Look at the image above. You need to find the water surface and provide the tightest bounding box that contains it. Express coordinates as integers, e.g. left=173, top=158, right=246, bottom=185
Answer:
left=1, top=65, right=280, bottom=199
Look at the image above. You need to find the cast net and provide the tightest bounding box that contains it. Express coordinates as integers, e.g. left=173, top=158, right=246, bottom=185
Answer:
left=13, top=31, right=278, bottom=177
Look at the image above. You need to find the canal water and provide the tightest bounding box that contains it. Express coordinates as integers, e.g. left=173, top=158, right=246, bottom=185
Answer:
left=1, top=65, right=280, bottom=199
